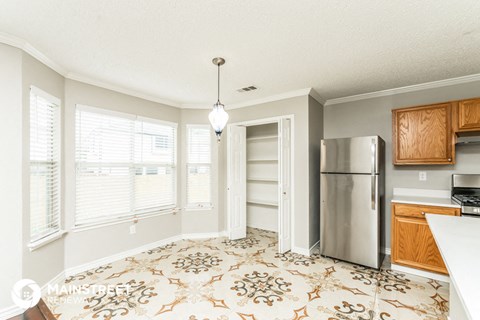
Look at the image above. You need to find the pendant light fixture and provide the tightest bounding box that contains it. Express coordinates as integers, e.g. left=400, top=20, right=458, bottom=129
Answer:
left=209, top=57, right=229, bottom=142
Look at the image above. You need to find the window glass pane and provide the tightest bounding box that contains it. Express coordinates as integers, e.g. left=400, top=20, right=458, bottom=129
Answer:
left=186, top=126, right=211, bottom=206
left=29, top=89, right=60, bottom=241
left=75, top=106, right=177, bottom=226
left=187, top=165, right=211, bottom=205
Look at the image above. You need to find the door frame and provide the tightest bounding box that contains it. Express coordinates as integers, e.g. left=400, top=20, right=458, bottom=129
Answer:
left=226, top=115, right=295, bottom=251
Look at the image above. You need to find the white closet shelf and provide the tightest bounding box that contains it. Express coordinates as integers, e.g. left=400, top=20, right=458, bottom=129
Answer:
left=247, top=199, right=278, bottom=207
left=247, top=135, right=278, bottom=141
left=247, top=159, right=278, bottom=162
left=247, top=177, right=278, bottom=182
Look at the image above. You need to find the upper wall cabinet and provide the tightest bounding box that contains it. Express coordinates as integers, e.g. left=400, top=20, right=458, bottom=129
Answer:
left=455, top=98, right=480, bottom=132
left=392, top=103, right=454, bottom=165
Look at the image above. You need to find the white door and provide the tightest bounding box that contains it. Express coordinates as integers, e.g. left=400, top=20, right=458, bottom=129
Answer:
left=227, top=125, right=247, bottom=240
left=278, top=118, right=292, bottom=253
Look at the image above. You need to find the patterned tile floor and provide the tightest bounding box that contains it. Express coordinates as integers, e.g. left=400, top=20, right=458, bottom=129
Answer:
left=44, top=228, right=449, bottom=319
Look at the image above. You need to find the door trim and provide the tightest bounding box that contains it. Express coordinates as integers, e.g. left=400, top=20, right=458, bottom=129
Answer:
left=227, top=115, right=295, bottom=251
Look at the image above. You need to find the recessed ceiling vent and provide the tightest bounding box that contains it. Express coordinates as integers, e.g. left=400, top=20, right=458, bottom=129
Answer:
left=237, top=85, right=258, bottom=93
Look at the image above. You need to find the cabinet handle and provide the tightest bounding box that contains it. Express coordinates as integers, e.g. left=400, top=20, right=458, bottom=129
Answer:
left=448, top=158, right=452, bottom=162
left=421, top=212, right=425, bottom=215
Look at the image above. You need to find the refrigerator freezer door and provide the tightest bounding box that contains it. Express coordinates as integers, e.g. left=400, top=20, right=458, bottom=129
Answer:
left=321, top=136, right=380, bottom=174
left=320, top=173, right=380, bottom=268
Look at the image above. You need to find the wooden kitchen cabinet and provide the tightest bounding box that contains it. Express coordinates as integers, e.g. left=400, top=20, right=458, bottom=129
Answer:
left=392, top=103, right=455, bottom=165
left=391, top=203, right=460, bottom=274
left=455, top=98, right=480, bottom=132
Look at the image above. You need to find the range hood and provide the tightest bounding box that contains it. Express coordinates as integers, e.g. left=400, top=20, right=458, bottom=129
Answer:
left=456, top=135, right=480, bottom=145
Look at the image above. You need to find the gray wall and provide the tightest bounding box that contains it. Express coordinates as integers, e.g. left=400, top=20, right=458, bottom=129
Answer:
left=63, top=79, right=183, bottom=268
left=324, top=81, right=480, bottom=250
left=308, top=96, right=324, bottom=247
left=0, top=44, right=23, bottom=309
left=220, top=95, right=321, bottom=250
left=21, top=52, right=66, bottom=285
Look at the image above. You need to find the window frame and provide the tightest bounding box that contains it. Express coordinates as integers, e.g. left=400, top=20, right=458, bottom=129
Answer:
left=28, top=86, right=63, bottom=248
left=185, top=124, right=212, bottom=210
left=74, top=105, right=178, bottom=228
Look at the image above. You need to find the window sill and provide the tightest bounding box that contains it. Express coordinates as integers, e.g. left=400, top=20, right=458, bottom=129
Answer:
left=184, top=206, right=214, bottom=212
left=71, top=207, right=180, bottom=233
left=28, top=230, right=67, bottom=251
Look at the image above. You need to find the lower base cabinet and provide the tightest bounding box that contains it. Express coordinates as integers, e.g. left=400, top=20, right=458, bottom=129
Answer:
left=391, top=203, right=460, bottom=274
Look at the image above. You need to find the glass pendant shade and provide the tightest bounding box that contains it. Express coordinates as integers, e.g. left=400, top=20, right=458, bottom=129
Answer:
left=209, top=101, right=229, bottom=141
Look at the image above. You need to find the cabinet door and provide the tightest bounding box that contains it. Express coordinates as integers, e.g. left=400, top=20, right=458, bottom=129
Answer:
left=392, top=216, right=448, bottom=274
left=393, top=103, right=454, bottom=165
left=457, top=98, right=480, bottom=132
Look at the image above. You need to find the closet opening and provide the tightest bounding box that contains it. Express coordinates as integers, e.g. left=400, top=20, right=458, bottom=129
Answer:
left=227, top=115, right=293, bottom=253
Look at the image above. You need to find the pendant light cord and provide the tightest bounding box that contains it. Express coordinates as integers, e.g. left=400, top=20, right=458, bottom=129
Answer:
left=217, top=63, right=220, bottom=103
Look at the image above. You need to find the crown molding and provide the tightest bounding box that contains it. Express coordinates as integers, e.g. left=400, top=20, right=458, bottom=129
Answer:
left=0, top=31, right=67, bottom=76
left=325, top=73, right=480, bottom=106
left=65, top=72, right=180, bottom=108
left=226, top=88, right=311, bottom=110
left=0, top=31, right=180, bottom=108
left=182, top=88, right=324, bottom=110
left=183, top=88, right=323, bottom=110
left=308, top=88, right=326, bottom=105
left=4, top=31, right=480, bottom=110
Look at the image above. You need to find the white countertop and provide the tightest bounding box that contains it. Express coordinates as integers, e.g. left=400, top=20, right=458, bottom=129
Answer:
left=427, top=214, right=480, bottom=320
left=391, top=195, right=460, bottom=208
left=391, top=188, right=460, bottom=208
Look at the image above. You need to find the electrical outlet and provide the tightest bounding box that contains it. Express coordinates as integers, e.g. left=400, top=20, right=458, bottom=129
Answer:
left=129, top=224, right=136, bottom=234
left=419, top=171, right=427, bottom=181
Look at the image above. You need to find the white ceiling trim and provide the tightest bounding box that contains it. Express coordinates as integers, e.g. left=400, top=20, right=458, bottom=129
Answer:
left=225, top=88, right=311, bottom=110
left=66, top=72, right=180, bottom=108
left=325, top=73, right=480, bottom=106
left=181, top=88, right=325, bottom=110
left=0, top=31, right=179, bottom=107
left=1, top=31, right=319, bottom=110
left=0, top=31, right=67, bottom=76
left=3, top=31, right=480, bottom=111
left=308, top=88, right=326, bottom=105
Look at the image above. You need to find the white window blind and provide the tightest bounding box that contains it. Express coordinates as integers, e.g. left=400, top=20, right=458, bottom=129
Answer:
left=186, top=125, right=212, bottom=207
left=29, top=87, right=61, bottom=242
left=75, top=106, right=177, bottom=226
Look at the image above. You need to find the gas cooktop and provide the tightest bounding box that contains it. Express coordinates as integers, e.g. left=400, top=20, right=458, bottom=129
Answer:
left=452, top=174, right=480, bottom=216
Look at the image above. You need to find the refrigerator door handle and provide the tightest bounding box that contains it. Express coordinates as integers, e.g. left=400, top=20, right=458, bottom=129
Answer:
left=371, top=175, right=376, bottom=210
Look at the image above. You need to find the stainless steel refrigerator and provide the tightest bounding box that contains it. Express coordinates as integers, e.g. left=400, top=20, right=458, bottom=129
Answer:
left=320, top=136, right=385, bottom=269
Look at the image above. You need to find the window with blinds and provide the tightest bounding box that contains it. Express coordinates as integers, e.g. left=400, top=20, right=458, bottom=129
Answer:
left=29, top=87, right=61, bottom=242
left=75, top=105, right=177, bottom=226
left=186, top=125, right=212, bottom=208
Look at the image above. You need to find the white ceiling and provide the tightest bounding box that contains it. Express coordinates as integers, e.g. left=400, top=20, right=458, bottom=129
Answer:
left=1, top=1, right=480, bottom=107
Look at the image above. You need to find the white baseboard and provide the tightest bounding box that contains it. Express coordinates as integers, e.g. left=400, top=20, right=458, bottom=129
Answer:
left=391, top=263, right=450, bottom=282
left=41, top=271, right=66, bottom=295
left=1, top=230, right=228, bottom=319
left=64, top=234, right=182, bottom=277
left=0, top=305, right=24, bottom=320
left=291, top=240, right=320, bottom=257
left=309, top=240, right=320, bottom=255
left=181, top=231, right=227, bottom=240
left=292, top=246, right=310, bottom=256
left=65, top=231, right=227, bottom=277
left=293, top=243, right=389, bottom=258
